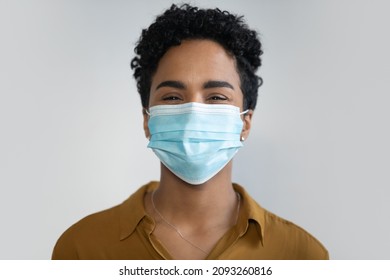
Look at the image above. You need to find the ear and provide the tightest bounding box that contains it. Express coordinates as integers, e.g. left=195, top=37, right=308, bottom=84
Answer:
left=240, top=109, right=253, bottom=141
left=142, top=108, right=150, bottom=139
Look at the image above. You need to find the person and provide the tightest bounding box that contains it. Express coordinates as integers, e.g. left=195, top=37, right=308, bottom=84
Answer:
left=52, top=4, right=329, bottom=260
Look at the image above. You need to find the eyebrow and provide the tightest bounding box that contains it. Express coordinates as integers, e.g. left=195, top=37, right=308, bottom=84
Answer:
left=155, top=80, right=235, bottom=91
left=155, top=80, right=186, bottom=90
left=203, top=80, right=234, bottom=90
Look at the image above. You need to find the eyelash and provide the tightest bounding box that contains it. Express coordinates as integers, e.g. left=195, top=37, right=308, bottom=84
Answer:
left=162, top=95, right=182, bottom=101
left=160, top=94, right=228, bottom=102
left=209, top=95, right=227, bottom=101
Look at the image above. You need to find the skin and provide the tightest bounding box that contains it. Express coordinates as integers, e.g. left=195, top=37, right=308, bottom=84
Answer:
left=142, top=39, right=253, bottom=259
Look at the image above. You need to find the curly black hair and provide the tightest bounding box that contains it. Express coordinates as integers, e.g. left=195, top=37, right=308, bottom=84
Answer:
left=130, top=4, right=263, bottom=110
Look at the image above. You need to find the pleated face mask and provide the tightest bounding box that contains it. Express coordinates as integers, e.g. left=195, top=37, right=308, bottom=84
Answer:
left=146, top=102, right=247, bottom=185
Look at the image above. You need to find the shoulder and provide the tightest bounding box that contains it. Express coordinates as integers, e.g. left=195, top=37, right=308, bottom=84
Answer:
left=62, top=204, right=121, bottom=238
left=262, top=208, right=329, bottom=259
left=51, top=182, right=157, bottom=259
left=51, top=204, right=122, bottom=259
left=233, top=183, right=328, bottom=259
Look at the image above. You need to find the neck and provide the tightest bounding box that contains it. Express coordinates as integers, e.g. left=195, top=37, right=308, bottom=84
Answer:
left=153, top=162, right=238, bottom=229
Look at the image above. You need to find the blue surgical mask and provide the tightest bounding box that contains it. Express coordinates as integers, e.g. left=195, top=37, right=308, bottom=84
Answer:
left=146, top=102, right=247, bottom=185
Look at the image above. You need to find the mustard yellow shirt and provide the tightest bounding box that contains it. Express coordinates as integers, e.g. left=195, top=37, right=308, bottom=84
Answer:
left=52, top=181, right=329, bottom=259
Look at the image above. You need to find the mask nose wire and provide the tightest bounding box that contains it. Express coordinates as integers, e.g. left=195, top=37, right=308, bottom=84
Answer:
left=146, top=107, right=247, bottom=116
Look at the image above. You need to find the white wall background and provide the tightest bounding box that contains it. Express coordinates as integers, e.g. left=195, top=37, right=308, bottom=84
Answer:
left=1, top=0, right=389, bottom=259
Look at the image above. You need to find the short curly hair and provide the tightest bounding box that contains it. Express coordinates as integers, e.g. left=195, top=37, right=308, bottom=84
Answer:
left=130, top=4, right=263, bottom=110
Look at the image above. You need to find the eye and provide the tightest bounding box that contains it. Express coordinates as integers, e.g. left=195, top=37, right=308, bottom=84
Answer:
left=162, top=96, right=181, bottom=101
left=161, top=94, right=183, bottom=104
left=207, top=94, right=229, bottom=103
left=210, top=95, right=227, bottom=100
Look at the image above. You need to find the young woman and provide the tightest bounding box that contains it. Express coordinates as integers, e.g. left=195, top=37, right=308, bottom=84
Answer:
left=52, top=4, right=328, bottom=260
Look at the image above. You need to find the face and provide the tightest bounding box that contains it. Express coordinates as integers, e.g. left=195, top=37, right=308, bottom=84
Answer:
left=143, top=39, right=252, bottom=139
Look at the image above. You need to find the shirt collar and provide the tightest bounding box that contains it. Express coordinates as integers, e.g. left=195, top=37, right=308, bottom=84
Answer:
left=233, top=183, right=265, bottom=241
left=119, top=181, right=158, bottom=240
left=118, top=181, right=265, bottom=241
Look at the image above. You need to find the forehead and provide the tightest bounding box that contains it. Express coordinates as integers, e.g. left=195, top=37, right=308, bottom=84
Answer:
left=151, top=39, right=240, bottom=85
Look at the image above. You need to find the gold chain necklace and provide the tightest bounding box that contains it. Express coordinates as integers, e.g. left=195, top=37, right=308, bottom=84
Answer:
left=151, top=190, right=241, bottom=255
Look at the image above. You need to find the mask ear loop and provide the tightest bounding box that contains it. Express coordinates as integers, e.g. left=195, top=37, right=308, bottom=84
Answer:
left=143, top=108, right=151, bottom=140
left=240, top=109, right=249, bottom=141
left=143, top=108, right=151, bottom=116
left=240, top=109, right=249, bottom=116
